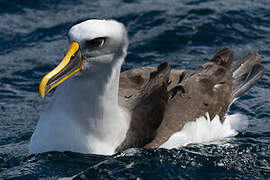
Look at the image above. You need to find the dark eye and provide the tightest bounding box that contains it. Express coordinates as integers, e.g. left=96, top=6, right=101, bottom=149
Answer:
left=85, top=37, right=105, bottom=48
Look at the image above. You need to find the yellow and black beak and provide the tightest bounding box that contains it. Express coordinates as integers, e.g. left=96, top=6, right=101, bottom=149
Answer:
left=39, top=41, right=84, bottom=98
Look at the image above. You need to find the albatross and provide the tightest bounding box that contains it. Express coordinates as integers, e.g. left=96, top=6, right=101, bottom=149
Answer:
left=29, top=19, right=265, bottom=155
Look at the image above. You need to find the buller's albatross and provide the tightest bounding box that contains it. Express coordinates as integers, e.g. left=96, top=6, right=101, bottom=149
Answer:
left=29, top=19, right=265, bottom=155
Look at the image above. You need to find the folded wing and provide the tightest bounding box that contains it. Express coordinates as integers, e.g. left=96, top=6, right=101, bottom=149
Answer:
left=117, top=48, right=265, bottom=151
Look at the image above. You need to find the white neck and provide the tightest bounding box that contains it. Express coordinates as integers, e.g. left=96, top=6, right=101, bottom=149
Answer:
left=29, top=54, right=130, bottom=155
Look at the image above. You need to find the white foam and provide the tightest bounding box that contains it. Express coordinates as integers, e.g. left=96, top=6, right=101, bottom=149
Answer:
left=160, top=113, right=248, bottom=149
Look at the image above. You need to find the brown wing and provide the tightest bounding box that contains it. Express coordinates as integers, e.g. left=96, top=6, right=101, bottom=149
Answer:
left=117, top=48, right=265, bottom=151
left=145, top=48, right=265, bottom=148
left=145, top=48, right=234, bottom=148
left=117, top=63, right=174, bottom=151
left=119, top=67, right=187, bottom=98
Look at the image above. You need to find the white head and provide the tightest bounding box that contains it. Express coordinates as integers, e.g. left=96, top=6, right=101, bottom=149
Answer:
left=69, top=19, right=128, bottom=66
left=39, top=19, right=128, bottom=98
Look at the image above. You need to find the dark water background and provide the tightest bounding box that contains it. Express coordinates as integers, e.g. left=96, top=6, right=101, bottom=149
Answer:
left=0, top=0, right=270, bottom=179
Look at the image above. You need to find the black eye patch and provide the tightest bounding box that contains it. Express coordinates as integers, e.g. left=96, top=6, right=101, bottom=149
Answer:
left=84, top=37, right=106, bottom=48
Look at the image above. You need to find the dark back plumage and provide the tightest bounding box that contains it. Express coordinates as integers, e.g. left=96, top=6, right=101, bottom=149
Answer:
left=117, top=48, right=265, bottom=151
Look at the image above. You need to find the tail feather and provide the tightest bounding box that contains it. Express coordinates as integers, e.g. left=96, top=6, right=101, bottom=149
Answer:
left=232, top=53, right=262, bottom=72
left=232, top=53, right=265, bottom=99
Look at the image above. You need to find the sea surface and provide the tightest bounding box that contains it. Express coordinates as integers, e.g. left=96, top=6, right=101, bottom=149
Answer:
left=0, top=0, right=270, bottom=179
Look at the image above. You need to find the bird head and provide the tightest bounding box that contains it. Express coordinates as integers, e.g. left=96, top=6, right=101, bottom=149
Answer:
left=39, top=19, right=128, bottom=98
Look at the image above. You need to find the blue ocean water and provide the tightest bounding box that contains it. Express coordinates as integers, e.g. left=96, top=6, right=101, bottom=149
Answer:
left=0, top=0, right=269, bottom=179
